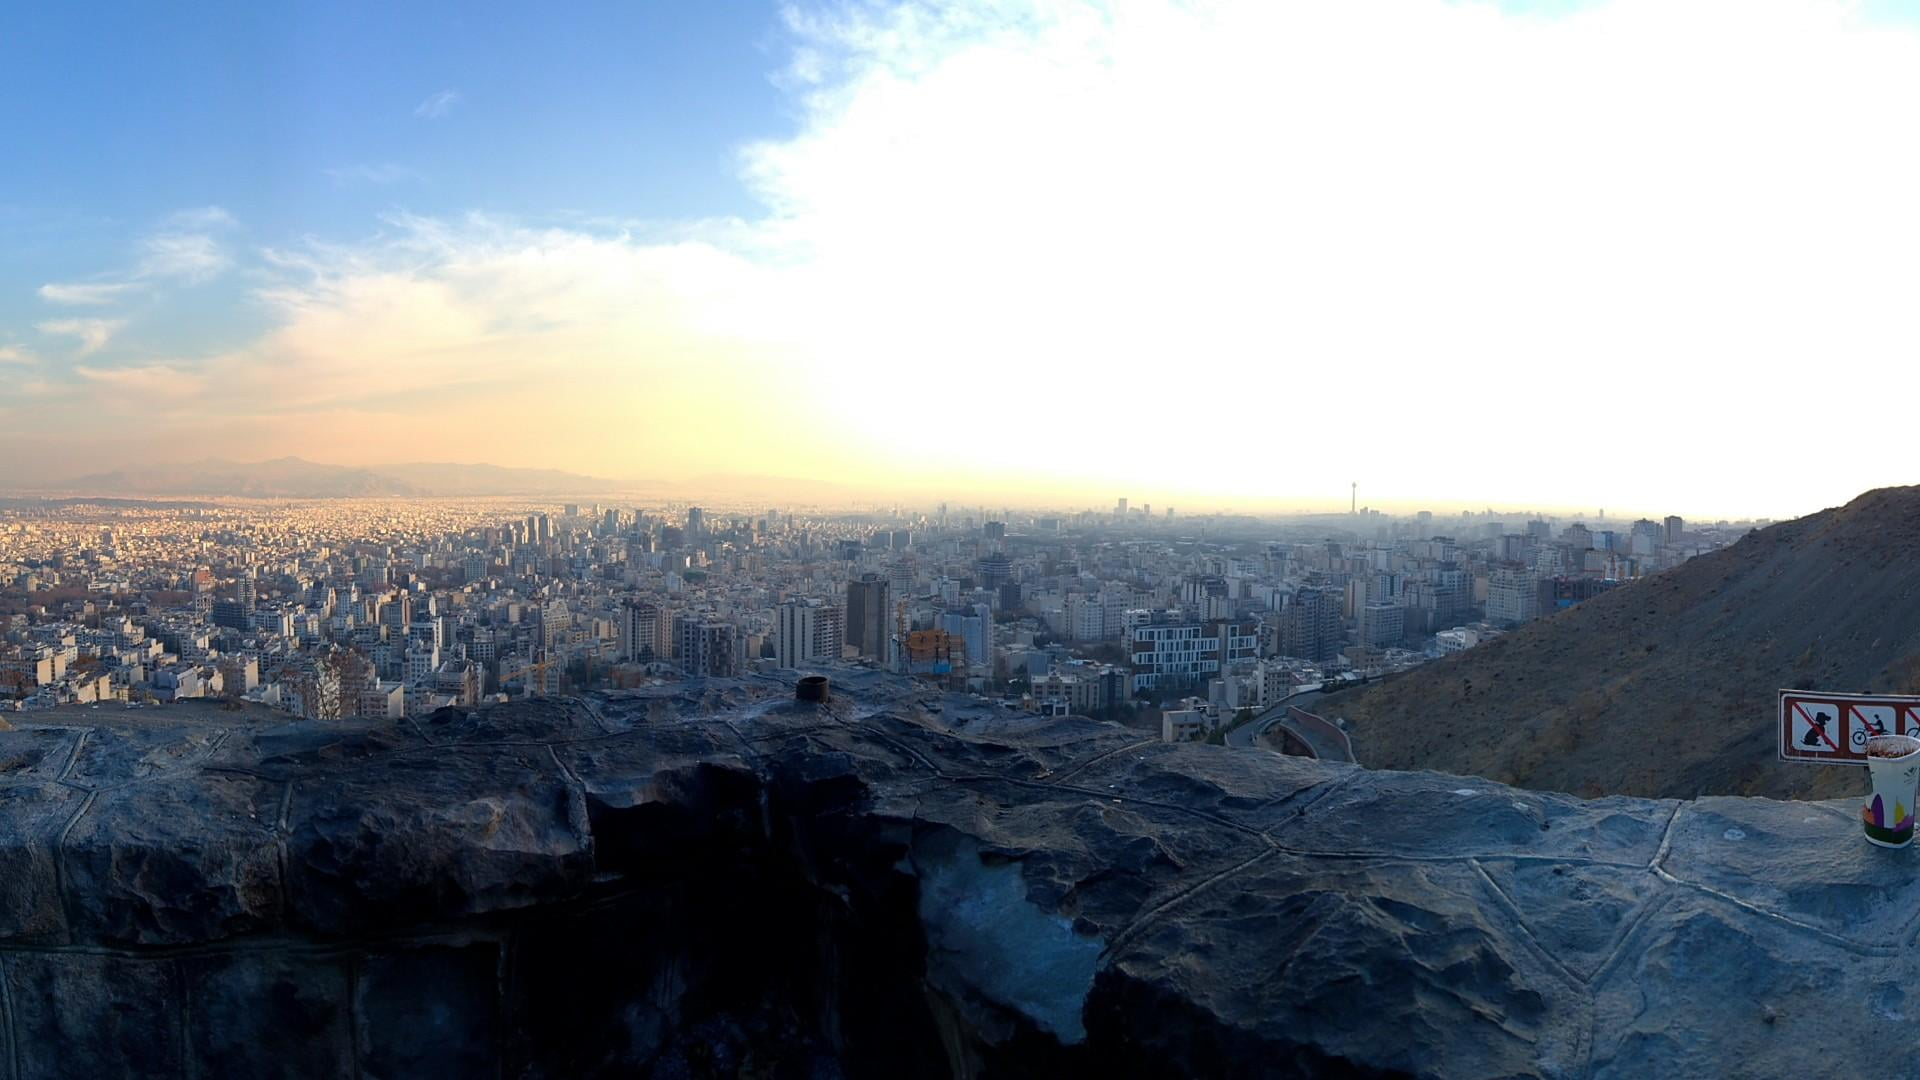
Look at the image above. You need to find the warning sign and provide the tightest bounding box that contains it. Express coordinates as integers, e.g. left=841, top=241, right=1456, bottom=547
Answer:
left=1779, top=690, right=1920, bottom=766
left=1850, top=705, right=1897, bottom=747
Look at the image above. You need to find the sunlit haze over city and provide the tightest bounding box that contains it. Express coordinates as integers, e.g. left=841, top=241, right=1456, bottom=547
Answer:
left=7, top=1, right=1920, bottom=518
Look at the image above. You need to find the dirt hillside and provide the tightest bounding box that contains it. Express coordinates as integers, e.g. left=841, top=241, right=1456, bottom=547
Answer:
left=1334, top=486, right=1920, bottom=800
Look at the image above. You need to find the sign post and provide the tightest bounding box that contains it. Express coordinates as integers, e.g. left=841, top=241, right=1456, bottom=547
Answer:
left=1778, top=690, right=1920, bottom=766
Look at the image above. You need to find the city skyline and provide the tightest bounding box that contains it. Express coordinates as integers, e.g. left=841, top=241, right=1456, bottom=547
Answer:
left=8, top=0, right=1920, bottom=520
left=0, top=450, right=1782, bottom=523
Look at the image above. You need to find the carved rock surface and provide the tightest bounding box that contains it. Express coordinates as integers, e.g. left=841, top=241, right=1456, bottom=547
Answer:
left=0, top=677, right=1908, bottom=1078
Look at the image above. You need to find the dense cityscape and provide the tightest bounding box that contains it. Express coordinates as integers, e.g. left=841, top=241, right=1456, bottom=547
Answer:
left=0, top=491, right=1754, bottom=743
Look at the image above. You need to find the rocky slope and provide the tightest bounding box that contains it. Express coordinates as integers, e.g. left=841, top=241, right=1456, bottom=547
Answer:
left=0, top=674, right=1911, bottom=1077
left=1337, top=486, right=1920, bottom=800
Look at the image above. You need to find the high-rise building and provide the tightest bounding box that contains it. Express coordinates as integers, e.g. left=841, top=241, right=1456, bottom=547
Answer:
left=539, top=598, right=571, bottom=652
left=975, top=553, right=1012, bottom=590
left=1630, top=519, right=1663, bottom=556
left=845, top=574, right=891, bottom=660
left=618, top=600, right=666, bottom=662
left=984, top=521, right=1006, bottom=541
left=776, top=599, right=835, bottom=669
left=1487, top=567, right=1545, bottom=625
left=1664, top=516, right=1684, bottom=544
left=813, top=604, right=844, bottom=662
left=673, top=615, right=738, bottom=677
left=1279, top=586, right=1344, bottom=662
left=380, top=593, right=413, bottom=633
left=1359, top=601, right=1405, bottom=648
left=686, top=507, right=705, bottom=539
left=938, top=606, right=992, bottom=669
left=885, top=561, right=915, bottom=601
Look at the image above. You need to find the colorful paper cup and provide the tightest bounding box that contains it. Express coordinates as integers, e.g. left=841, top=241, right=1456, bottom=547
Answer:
left=1863, top=734, right=1920, bottom=848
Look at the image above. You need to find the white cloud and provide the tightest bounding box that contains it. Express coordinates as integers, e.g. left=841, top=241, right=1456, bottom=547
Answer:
left=719, top=0, right=1920, bottom=515
left=137, top=206, right=236, bottom=282
left=324, top=163, right=424, bottom=187
left=73, top=362, right=204, bottom=399
left=37, top=282, right=135, bottom=305
left=36, top=318, right=125, bottom=356
left=414, top=89, right=462, bottom=119
left=0, top=345, right=36, bottom=366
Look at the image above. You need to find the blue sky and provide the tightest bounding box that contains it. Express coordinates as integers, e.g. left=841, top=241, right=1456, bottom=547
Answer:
left=0, top=1, right=791, bottom=343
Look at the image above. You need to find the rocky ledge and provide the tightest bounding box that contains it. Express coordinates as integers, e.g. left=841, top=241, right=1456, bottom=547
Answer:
left=0, top=673, right=1907, bottom=1078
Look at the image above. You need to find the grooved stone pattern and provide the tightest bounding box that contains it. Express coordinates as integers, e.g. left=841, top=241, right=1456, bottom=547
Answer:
left=0, top=675, right=1903, bottom=1078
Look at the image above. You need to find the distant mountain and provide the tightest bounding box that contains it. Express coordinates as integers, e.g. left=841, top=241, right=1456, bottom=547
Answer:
left=51, top=458, right=613, bottom=497
left=1334, top=486, right=1920, bottom=802
left=362, top=462, right=613, bottom=496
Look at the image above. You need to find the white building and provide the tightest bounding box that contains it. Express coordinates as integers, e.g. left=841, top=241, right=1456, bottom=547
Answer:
left=1486, top=568, right=1541, bottom=626
left=776, top=599, right=843, bottom=669
left=1131, top=621, right=1258, bottom=693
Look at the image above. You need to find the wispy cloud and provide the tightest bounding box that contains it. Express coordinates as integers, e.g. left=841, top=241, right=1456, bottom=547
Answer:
left=30, top=207, right=238, bottom=313
left=413, top=89, right=462, bottom=119
left=36, top=318, right=125, bottom=356
left=0, top=345, right=36, bottom=366
left=37, top=282, right=135, bottom=305
left=324, top=163, right=424, bottom=187
left=138, top=206, right=236, bottom=282
left=73, top=362, right=204, bottom=399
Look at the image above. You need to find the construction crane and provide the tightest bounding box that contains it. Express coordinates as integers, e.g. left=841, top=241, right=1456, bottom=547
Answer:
left=502, top=656, right=557, bottom=697
left=895, top=599, right=911, bottom=675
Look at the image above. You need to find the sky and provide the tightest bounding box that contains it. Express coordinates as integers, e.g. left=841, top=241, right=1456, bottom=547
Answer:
left=4, top=0, right=1920, bottom=520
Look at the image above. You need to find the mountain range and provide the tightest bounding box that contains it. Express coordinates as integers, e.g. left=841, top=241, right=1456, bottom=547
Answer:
left=40, top=458, right=615, bottom=498
left=1332, top=486, right=1920, bottom=801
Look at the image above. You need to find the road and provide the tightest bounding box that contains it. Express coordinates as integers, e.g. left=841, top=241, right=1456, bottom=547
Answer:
left=1225, top=685, right=1356, bottom=762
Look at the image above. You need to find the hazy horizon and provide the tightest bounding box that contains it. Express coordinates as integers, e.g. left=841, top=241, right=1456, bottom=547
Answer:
left=7, top=0, right=1918, bottom=520
left=1, top=450, right=1805, bottom=523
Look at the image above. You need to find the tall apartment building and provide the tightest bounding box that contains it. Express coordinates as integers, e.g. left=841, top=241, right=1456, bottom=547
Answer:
left=1279, top=586, right=1344, bottom=662
left=618, top=600, right=669, bottom=662
left=1486, top=566, right=1546, bottom=625
left=1358, top=601, right=1405, bottom=648
left=673, top=615, right=739, bottom=677
left=975, top=553, right=1012, bottom=590
left=937, top=607, right=991, bottom=670
left=776, top=599, right=845, bottom=669
left=845, top=574, right=890, bottom=660
left=1401, top=577, right=1469, bottom=636
left=1630, top=519, right=1664, bottom=556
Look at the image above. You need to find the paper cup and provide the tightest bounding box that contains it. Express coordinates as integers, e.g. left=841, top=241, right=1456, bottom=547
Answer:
left=1863, top=734, right=1920, bottom=848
